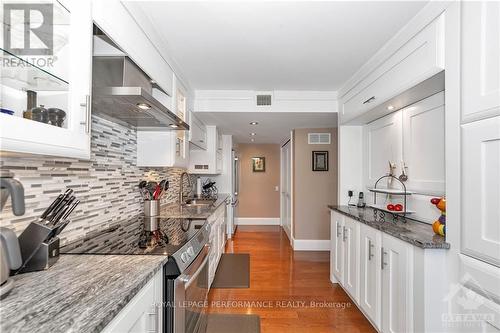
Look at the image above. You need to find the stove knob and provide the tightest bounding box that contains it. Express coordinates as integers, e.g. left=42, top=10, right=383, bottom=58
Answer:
left=181, top=252, right=189, bottom=263
left=187, top=246, right=194, bottom=256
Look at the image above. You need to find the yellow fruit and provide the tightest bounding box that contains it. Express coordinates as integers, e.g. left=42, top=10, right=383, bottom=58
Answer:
left=432, top=221, right=441, bottom=234
left=438, top=224, right=445, bottom=236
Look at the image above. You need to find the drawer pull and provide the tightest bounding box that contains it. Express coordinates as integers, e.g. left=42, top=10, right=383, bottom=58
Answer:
left=362, top=96, right=376, bottom=104
left=368, top=240, right=374, bottom=261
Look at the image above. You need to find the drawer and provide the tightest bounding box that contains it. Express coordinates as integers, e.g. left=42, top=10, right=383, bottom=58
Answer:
left=341, top=14, right=444, bottom=124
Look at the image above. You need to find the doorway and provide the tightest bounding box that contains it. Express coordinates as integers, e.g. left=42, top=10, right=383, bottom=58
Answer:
left=280, top=140, right=292, bottom=243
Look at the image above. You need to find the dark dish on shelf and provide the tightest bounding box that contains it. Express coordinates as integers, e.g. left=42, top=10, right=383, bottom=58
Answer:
left=47, top=108, right=66, bottom=127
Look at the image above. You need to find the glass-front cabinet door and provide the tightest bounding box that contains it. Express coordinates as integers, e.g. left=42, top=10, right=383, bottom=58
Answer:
left=0, top=0, right=92, bottom=159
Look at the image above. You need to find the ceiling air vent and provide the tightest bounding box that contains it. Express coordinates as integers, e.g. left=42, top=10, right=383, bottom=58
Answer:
left=256, top=94, right=272, bottom=106
left=308, top=133, right=331, bottom=145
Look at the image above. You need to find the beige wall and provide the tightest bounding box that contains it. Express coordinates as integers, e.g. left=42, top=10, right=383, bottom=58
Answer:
left=293, top=128, right=338, bottom=240
left=237, top=144, right=280, bottom=218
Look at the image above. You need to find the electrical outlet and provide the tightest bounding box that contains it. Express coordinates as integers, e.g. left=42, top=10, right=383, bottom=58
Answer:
left=348, top=190, right=353, bottom=198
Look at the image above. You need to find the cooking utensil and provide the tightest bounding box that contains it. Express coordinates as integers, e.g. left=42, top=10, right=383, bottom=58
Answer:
left=399, top=161, right=408, bottom=182
left=31, top=105, right=48, bottom=123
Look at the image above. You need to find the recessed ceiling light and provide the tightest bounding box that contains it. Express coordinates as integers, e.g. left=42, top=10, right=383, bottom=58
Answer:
left=251, top=139, right=255, bottom=142
left=169, top=124, right=179, bottom=128
left=250, top=121, right=258, bottom=125
left=250, top=133, right=256, bottom=136
left=137, top=103, right=151, bottom=110
left=387, top=105, right=395, bottom=111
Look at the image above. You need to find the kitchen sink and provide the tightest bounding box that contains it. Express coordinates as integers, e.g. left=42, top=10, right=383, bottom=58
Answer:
left=182, top=198, right=215, bottom=207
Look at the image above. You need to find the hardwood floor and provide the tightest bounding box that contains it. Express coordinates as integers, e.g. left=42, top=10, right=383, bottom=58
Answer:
left=207, top=226, right=376, bottom=333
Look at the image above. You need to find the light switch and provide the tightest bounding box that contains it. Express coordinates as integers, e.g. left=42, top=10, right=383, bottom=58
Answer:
left=275, top=186, right=279, bottom=192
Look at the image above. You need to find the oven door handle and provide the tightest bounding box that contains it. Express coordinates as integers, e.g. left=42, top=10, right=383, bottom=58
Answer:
left=180, top=247, right=210, bottom=289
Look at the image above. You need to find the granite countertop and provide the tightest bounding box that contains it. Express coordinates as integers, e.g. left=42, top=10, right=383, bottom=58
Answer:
left=159, top=193, right=230, bottom=219
left=0, top=254, right=168, bottom=333
left=328, top=205, right=450, bottom=249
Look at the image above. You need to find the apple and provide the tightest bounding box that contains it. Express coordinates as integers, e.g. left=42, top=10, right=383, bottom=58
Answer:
left=387, top=204, right=395, bottom=211
left=394, top=204, right=403, bottom=211
left=430, top=198, right=441, bottom=205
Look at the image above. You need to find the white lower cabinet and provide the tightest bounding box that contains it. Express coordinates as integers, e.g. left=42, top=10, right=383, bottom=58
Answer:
left=331, top=210, right=421, bottom=333
left=381, top=233, right=413, bottom=333
left=343, top=217, right=360, bottom=303
left=102, top=269, right=163, bottom=333
left=208, top=203, right=227, bottom=285
left=360, top=223, right=382, bottom=330
left=331, top=211, right=344, bottom=282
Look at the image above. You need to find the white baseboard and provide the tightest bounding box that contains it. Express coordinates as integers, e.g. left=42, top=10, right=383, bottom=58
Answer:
left=292, top=238, right=330, bottom=251
left=235, top=218, right=280, bottom=225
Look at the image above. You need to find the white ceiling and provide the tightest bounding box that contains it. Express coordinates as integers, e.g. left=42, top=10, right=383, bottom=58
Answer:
left=133, top=1, right=427, bottom=90
left=195, top=112, right=338, bottom=144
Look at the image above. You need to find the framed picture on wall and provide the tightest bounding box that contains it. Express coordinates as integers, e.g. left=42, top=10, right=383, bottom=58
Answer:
left=252, top=157, right=266, bottom=172
left=312, top=151, right=328, bottom=171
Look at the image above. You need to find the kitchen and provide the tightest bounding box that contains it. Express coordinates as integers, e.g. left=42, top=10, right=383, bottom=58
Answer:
left=1, top=1, right=499, bottom=333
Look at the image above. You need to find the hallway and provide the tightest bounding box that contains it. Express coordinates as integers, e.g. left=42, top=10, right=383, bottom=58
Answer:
left=207, top=226, right=376, bottom=333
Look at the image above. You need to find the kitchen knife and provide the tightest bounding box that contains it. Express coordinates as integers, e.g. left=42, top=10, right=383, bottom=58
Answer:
left=50, top=196, right=75, bottom=225
left=40, top=193, right=64, bottom=221
left=46, top=189, right=73, bottom=221
left=53, top=200, right=80, bottom=236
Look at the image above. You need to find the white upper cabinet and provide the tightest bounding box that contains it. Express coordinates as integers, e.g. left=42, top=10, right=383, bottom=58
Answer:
left=0, top=0, right=92, bottom=159
left=137, top=75, right=190, bottom=168
left=461, top=116, right=500, bottom=267
left=402, top=92, right=445, bottom=194
left=92, top=0, right=173, bottom=96
left=363, top=93, right=445, bottom=194
left=363, top=111, right=403, bottom=187
left=461, top=1, right=500, bottom=123
left=340, top=14, right=444, bottom=124
left=189, top=113, right=207, bottom=150
left=188, top=126, right=222, bottom=174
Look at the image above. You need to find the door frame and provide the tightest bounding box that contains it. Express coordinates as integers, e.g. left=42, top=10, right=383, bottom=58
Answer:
left=280, top=135, right=292, bottom=244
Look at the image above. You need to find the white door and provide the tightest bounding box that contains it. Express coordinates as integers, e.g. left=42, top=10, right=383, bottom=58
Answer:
left=364, top=112, right=403, bottom=187
left=0, top=0, right=92, bottom=159
left=360, top=224, right=382, bottom=329
left=461, top=1, right=500, bottom=123
left=331, top=211, right=344, bottom=282
left=381, top=234, right=412, bottom=333
left=461, top=116, right=500, bottom=266
left=343, top=217, right=360, bottom=303
left=281, top=141, right=292, bottom=242
left=402, top=91, right=445, bottom=194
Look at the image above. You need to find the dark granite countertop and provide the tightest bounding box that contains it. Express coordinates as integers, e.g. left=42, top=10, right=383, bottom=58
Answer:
left=159, top=193, right=230, bottom=219
left=0, top=254, right=168, bottom=333
left=328, top=205, right=450, bottom=249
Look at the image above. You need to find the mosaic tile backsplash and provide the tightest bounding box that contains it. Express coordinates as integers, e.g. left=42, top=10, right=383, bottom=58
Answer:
left=0, top=116, right=192, bottom=245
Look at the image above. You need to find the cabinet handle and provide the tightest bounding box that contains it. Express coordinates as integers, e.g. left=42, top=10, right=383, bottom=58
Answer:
left=342, top=226, right=347, bottom=242
left=368, top=240, right=374, bottom=261
left=147, top=306, right=157, bottom=332
left=79, top=95, right=91, bottom=134
left=381, top=247, right=387, bottom=270
left=362, top=96, right=376, bottom=104
left=336, top=224, right=341, bottom=238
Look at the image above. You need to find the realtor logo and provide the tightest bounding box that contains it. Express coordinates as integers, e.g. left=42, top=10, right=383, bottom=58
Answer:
left=3, top=3, right=53, bottom=55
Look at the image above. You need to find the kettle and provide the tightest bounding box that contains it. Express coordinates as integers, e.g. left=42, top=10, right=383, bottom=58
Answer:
left=0, top=227, right=22, bottom=298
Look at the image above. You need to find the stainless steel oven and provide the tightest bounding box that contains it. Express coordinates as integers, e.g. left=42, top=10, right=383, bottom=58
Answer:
left=166, top=244, right=210, bottom=333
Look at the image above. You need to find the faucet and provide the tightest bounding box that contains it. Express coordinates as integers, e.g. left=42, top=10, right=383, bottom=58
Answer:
left=0, top=177, right=25, bottom=216
left=179, top=172, right=192, bottom=205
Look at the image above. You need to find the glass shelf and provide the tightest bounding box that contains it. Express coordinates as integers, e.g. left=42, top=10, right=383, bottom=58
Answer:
left=1, top=48, right=69, bottom=92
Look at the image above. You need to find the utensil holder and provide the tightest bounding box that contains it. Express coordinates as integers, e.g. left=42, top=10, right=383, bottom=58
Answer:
left=144, top=200, right=160, bottom=217
left=143, top=216, right=159, bottom=231
left=17, top=221, right=60, bottom=273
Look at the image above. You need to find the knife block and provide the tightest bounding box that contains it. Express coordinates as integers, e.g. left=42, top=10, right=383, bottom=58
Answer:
left=17, top=221, right=60, bottom=273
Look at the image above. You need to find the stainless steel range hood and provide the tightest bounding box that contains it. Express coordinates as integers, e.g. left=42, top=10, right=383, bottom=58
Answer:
left=92, top=56, right=189, bottom=130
